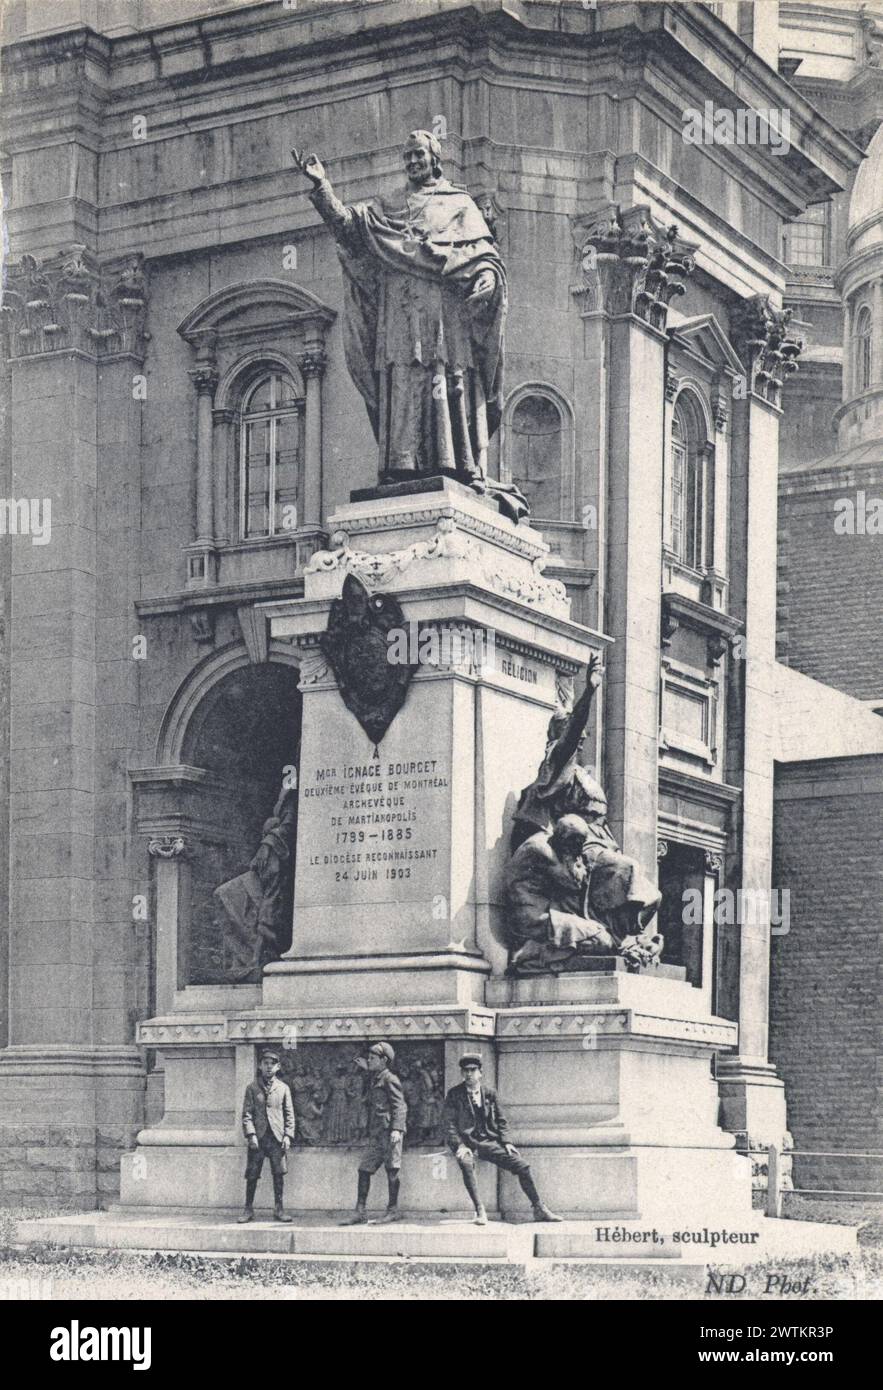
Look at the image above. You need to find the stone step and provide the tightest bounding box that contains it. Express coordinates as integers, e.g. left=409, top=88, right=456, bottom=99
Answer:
left=16, top=1209, right=858, bottom=1270
left=17, top=1212, right=514, bottom=1261
left=538, top=1233, right=683, bottom=1259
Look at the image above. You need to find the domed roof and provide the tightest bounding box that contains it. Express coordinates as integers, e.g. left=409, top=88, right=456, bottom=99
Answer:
left=848, top=122, right=883, bottom=246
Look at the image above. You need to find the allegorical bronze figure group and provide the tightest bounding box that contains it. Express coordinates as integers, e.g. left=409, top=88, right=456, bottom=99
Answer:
left=504, top=653, right=663, bottom=974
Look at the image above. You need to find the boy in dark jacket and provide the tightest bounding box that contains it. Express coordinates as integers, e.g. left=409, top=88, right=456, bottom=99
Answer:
left=341, top=1041, right=408, bottom=1225
left=442, top=1054, right=561, bottom=1225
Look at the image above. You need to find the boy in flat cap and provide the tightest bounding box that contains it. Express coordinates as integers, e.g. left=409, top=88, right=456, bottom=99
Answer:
left=239, top=1049, right=295, bottom=1223
left=443, top=1055, right=562, bottom=1224
left=341, top=1041, right=408, bottom=1225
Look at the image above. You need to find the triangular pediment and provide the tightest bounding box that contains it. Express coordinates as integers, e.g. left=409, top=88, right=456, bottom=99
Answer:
left=669, top=314, right=744, bottom=376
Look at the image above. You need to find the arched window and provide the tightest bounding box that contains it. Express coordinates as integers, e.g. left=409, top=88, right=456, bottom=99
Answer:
left=509, top=393, right=563, bottom=518
left=855, top=305, right=873, bottom=393
left=670, top=394, right=713, bottom=571
left=237, top=370, right=303, bottom=539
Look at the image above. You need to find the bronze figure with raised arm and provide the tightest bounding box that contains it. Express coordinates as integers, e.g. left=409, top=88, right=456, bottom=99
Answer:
left=292, top=133, right=527, bottom=521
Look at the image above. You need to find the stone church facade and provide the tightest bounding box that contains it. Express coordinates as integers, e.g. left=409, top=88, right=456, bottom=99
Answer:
left=0, top=0, right=880, bottom=1208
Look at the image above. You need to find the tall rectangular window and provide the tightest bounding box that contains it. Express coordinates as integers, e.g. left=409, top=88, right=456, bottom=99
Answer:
left=238, top=371, right=303, bottom=539
left=670, top=395, right=712, bottom=573
left=782, top=204, right=829, bottom=268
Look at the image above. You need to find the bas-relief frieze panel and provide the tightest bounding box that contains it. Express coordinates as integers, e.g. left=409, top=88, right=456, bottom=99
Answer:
left=273, top=1041, right=445, bottom=1148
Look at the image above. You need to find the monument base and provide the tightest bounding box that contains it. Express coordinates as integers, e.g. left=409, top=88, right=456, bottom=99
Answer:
left=262, top=951, right=491, bottom=1009
left=122, top=479, right=753, bottom=1227
left=124, top=973, right=750, bottom=1221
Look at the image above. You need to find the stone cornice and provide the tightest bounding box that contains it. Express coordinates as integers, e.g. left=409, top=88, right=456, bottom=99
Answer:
left=136, top=1004, right=497, bottom=1047
left=658, top=765, right=741, bottom=810
left=134, top=575, right=307, bottom=619
left=647, top=2, right=863, bottom=192
left=778, top=458, right=883, bottom=495
left=331, top=505, right=548, bottom=563
left=0, top=3, right=860, bottom=198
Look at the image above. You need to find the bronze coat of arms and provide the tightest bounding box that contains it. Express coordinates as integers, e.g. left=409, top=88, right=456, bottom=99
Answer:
left=319, top=574, right=415, bottom=748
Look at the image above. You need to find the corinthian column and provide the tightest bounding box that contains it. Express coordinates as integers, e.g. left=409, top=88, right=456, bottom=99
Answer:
left=187, top=359, right=219, bottom=585
left=573, top=206, right=696, bottom=869
left=298, top=345, right=327, bottom=528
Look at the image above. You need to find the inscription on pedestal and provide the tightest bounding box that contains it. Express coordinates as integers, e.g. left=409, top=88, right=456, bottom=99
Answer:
left=300, top=754, right=450, bottom=904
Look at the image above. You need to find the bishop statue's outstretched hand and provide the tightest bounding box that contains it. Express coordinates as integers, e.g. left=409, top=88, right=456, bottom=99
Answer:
left=586, top=651, right=604, bottom=691
left=291, top=147, right=326, bottom=186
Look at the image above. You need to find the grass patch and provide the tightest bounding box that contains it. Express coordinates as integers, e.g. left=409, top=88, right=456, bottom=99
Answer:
left=2, top=1202, right=880, bottom=1300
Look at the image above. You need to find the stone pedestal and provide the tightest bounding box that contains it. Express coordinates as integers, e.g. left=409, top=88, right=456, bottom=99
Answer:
left=124, top=481, right=752, bottom=1223
left=489, top=970, right=750, bottom=1219
left=261, top=477, right=601, bottom=1008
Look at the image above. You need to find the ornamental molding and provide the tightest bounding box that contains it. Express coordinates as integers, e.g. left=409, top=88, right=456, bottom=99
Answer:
left=189, top=365, right=219, bottom=396
left=296, top=643, right=332, bottom=689
left=336, top=504, right=549, bottom=563
left=498, top=1011, right=630, bottom=1038
left=137, top=1021, right=227, bottom=1044
left=407, top=620, right=496, bottom=678
left=2, top=248, right=149, bottom=362
left=306, top=518, right=569, bottom=618
left=496, top=1008, right=735, bottom=1046
left=492, top=633, right=581, bottom=676
left=295, top=621, right=573, bottom=687
left=711, top=384, right=730, bottom=431
left=177, top=279, right=336, bottom=349
left=136, top=1007, right=496, bottom=1046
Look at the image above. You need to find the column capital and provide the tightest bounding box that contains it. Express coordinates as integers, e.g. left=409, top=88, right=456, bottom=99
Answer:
left=731, top=295, right=803, bottom=409
left=148, top=835, right=188, bottom=860
left=571, top=205, right=697, bottom=330
left=298, top=347, right=328, bottom=379
left=1, top=246, right=149, bottom=362
left=188, top=365, right=219, bottom=397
